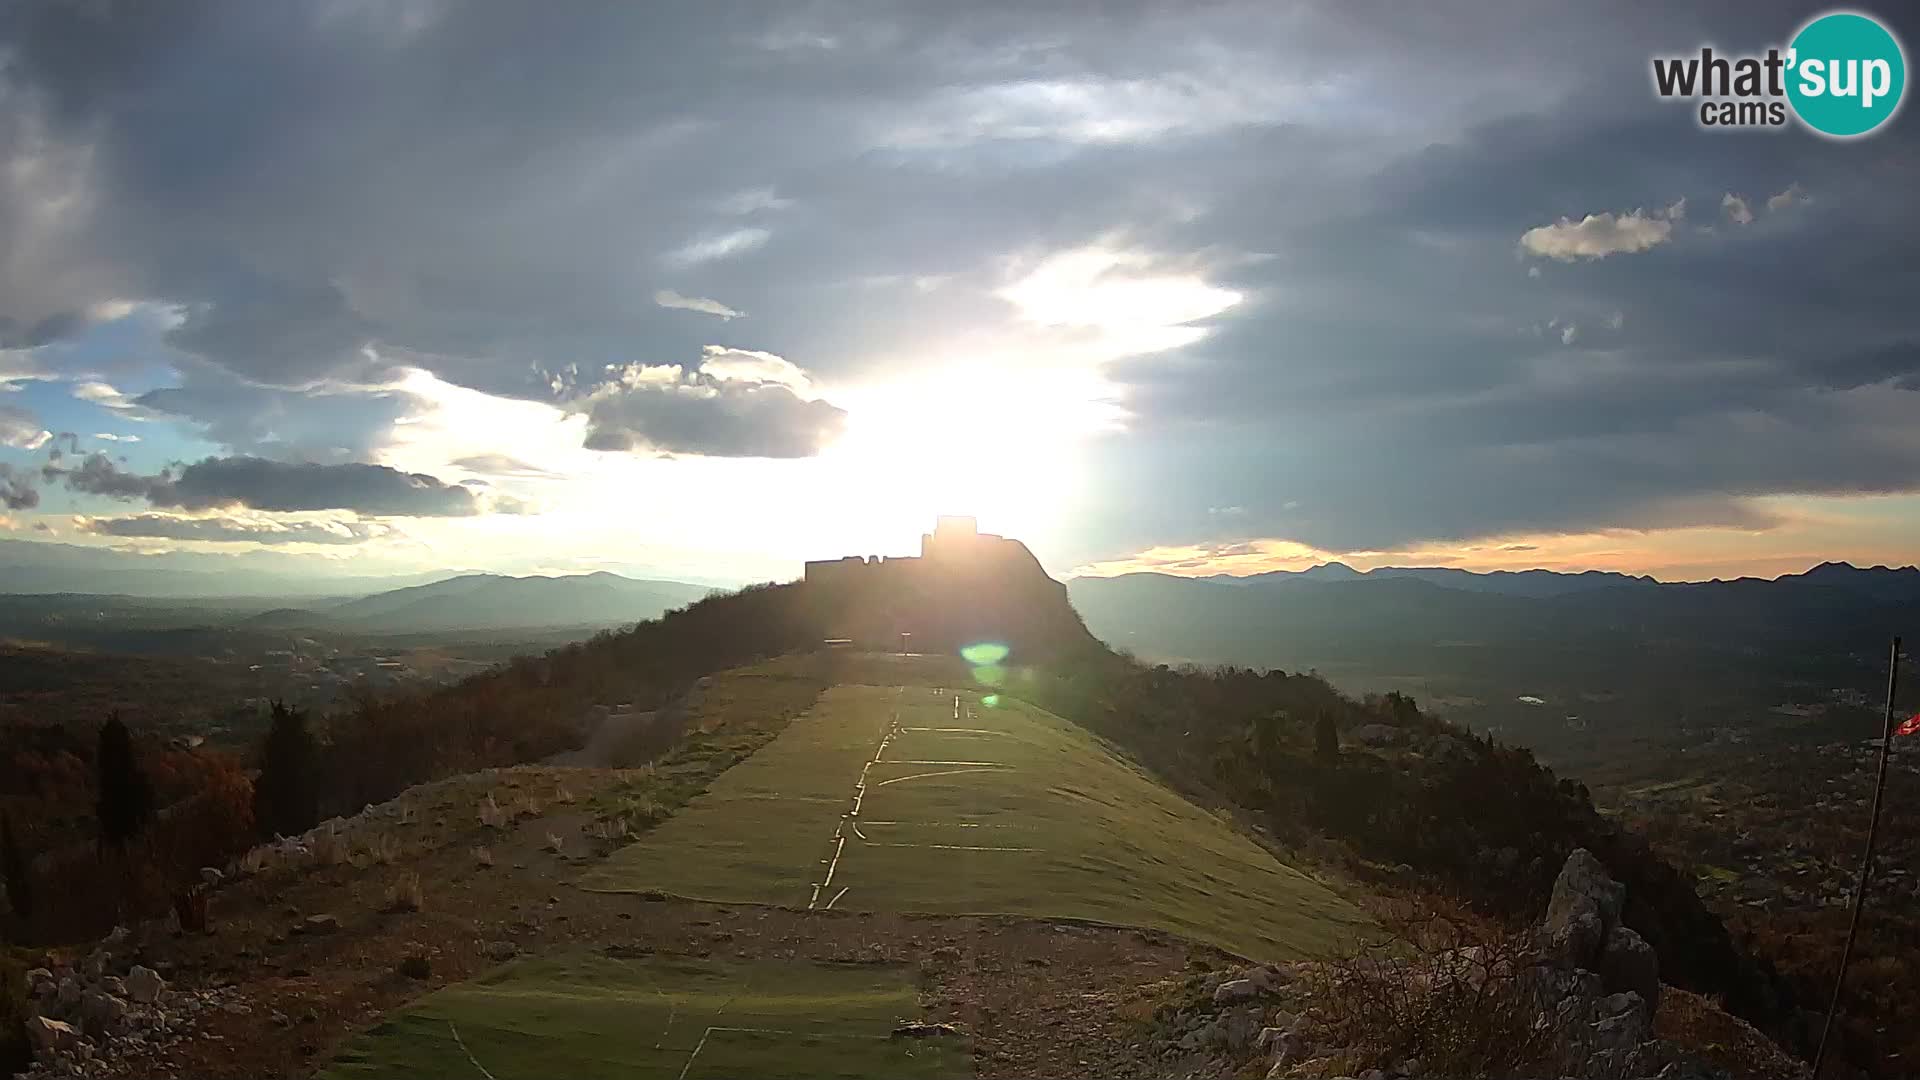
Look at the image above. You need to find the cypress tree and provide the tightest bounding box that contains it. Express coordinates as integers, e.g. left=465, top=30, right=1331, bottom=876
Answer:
left=1315, top=710, right=1339, bottom=764
left=96, top=713, right=155, bottom=851
left=0, top=813, right=29, bottom=922
left=253, top=701, right=319, bottom=839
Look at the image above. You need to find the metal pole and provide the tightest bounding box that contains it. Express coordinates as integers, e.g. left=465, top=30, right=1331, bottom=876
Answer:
left=1812, top=635, right=1902, bottom=1077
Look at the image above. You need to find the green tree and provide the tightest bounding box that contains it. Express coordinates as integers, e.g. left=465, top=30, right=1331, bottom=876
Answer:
left=1315, top=710, right=1339, bottom=763
left=0, top=813, right=29, bottom=922
left=253, top=701, right=319, bottom=839
left=96, top=713, right=155, bottom=851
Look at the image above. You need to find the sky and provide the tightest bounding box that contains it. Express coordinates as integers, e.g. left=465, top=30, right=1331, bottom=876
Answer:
left=2, top=0, right=1918, bottom=587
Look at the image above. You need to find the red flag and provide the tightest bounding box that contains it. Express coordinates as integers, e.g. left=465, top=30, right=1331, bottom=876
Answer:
left=1898, top=712, right=1920, bottom=738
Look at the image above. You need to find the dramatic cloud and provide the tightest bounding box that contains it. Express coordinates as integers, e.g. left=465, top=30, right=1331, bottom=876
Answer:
left=1519, top=207, right=1676, bottom=261
left=572, top=347, right=846, bottom=458
left=49, top=453, right=159, bottom=501
left=1, top=1, right=1917, bottom=574
left=49, top=453, right=523, bottom=517
left=79, top=512, right=393, bottom=546
left=0, top=404, right=52, bottom=449
left=0, top=463, right=39, bottom=510
left=132, top=360, right=420, bottom=461
left=70, top=382, right=143, bottom=411
left=654, top=290, right=745, bottom=320
left=1722, top=192, right=1754, bottom=225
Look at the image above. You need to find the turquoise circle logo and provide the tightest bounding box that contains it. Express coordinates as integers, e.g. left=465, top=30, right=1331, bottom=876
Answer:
left=1787, top=11, right=1907, bottom=138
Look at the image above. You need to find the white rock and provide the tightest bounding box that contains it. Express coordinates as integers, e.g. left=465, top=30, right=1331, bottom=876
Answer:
left=1212, top=978, right=1259, bottom=1004
left=126, top=966, right=165, bottom=1005
left=26, top=1016, right=80, bottom=1057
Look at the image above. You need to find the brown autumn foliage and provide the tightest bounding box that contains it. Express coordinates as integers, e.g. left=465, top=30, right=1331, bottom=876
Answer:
left=22, top=757, right=254, bottom=943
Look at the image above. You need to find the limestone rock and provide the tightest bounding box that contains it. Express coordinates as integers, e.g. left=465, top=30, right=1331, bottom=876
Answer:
left=126, top=965, right=166, bottom=1005
left=1598, top=925, right=1660, bottom=1013
left=1211, top=978, right=1258, bottom=1004
left=1544, top=848, right=1625, bottom=966
left=1350, top=724, right=1404, bottom=747
left=26, top=1015, right=81, bottom=1058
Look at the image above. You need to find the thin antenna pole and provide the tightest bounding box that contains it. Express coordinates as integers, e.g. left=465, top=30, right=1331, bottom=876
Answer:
left=1812, top=635, right=1902, bottom=1077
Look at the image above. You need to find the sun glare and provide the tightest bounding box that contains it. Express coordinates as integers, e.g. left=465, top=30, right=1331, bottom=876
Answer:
left=820, top=363, right=1120, bottom=550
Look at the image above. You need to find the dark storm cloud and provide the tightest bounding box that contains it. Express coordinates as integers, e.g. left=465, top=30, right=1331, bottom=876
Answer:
left=47, top=452, right=160, bottom=501
left=1079, top=40, right=1920, bottom=556
left=0, top=463, right=39, bottom=510
left=131, top=359, right=421, bottom=462
left=581, top=380, right=848, bottom=459
left=570, top=351, right=849, bottom=459
left=3, top=0, right=1918, bottom=557
left=48, top=452, right=516, bottom=517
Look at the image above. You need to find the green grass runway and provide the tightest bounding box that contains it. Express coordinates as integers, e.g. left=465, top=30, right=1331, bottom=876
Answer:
left=583, top=684, right=1370, bottom=961
left=321, top=951, right=968, bottom=1080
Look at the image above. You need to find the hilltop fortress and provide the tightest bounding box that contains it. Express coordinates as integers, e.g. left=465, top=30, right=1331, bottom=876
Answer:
left=803, top=515, right=1030, bottom=584
left=800, top=516, right=1095, bottom=660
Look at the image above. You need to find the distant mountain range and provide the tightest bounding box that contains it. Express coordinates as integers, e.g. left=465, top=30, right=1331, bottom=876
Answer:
left=1196, top=562, right=1659, bottom=598
left=1067, top=560, right=1920, bottom=672
left=244, top=572, right=718, bottom=634
left=0, top=538, right=460, bottom=598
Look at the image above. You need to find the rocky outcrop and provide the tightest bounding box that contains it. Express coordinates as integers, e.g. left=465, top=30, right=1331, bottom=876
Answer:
left=1142, top=852, right=1723, bottom=1079
left=17, top=927, right=245, bottom=1078
left=1545, top=847, right=1660, bottom=1014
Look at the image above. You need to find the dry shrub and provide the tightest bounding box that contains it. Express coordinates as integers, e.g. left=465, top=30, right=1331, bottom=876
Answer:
left=544, top=831, right=564, bottom=855
left=145, top=762, right=255, bottom=878
left=553, top=782, right=575, bottom=805
left=172, top=884, right=209, bottom=933
left=517, top=796, right=543, bottom=820
left=1302, top=898, right=1563, bottom=1077
left=589, top=818, right=629, bottom=844
left=28, top=846, right=169, bottom=944
left=384, top=871, right=424, bottom=913
left=477, top=792, right=509, bottom=830
left=472, top=845, right=494, bottom=868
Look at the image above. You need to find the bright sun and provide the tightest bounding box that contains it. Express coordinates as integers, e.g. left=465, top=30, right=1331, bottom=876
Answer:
left=818, top=363, right=1122, bottom=552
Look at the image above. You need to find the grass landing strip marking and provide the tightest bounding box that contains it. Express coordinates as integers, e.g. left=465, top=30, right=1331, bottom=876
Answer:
left=446, top=1021, right=498, bottom=1080
left=873, top=767, right=1008, bottom=788
left=808, top=689, right=1022, bottom=909
left=860, top=842, right=1039, bottom=852
left=809, top=686, right=903, bottom=911
left=676, top=1026, right=892, bottom=1080
left=857, top=820, right=1028, bottom=829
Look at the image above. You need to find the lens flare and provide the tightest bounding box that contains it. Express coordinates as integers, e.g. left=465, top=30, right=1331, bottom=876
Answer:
left=960, top=642, right=1011, bottom=665
left=971, top=664, right=1007, bottom=687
